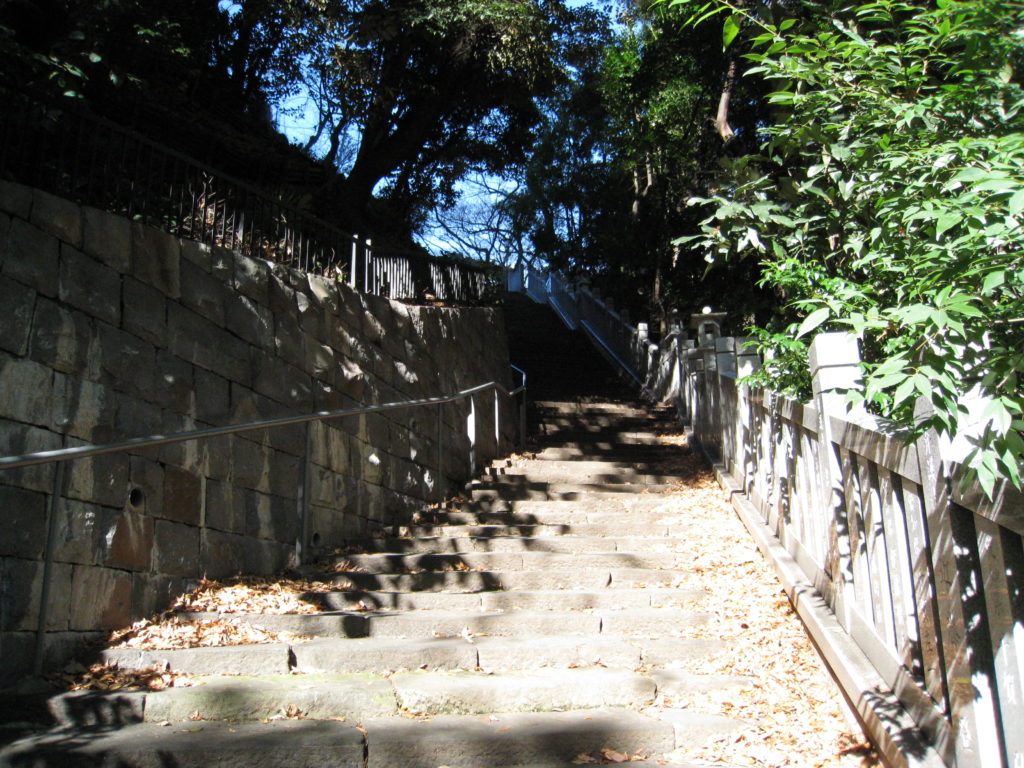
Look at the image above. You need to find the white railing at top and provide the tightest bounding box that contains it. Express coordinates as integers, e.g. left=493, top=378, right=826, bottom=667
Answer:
left=512, top=264, right=687, bottom=407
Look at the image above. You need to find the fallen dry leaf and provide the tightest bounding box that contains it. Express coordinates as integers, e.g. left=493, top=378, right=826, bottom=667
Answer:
left=107, top=615, right=308, bottom=651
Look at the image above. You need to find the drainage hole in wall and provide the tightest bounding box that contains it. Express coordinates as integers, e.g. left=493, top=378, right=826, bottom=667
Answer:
left=128, top=488, right=145, bottom=510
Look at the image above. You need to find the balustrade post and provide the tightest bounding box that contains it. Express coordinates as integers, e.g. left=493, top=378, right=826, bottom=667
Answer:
left=34, top=459, right=66, bottom=676
left=808, top=332, right=863, bottom=630
left=914, top=396, right=1001, bottom=768
left=734, top=337, right=760, bottom=494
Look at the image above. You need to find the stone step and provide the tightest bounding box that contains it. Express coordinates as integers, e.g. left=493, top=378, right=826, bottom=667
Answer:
left=480, top=466, right=685, bottom=486
left=416, top=496, right=679, bottom=524
left=315, top=587, right=705, bottom=612
left=0, top=720, right=364, bottom=768
left=293, top=635, right=722, bottom=674
left=532, top=400, right=656, bottom=414
left=530, top=446, right=684, bottom=462
left=360, top=709, right=727, bottom=768
left=2, top=709, right=739, bottom=768
left=96, top=634, right=724, bottom=678
left=401, top=522, right=675, bottom=538
left=321, top=567, right=686, bottom=593
left=49, top=668, right=667, bottom=727
left=180, top=608, right=712, bottom=640
left=330, top=550, right=683, bottom=573
left=343, top=535, right=692, bottom=556
left=468, top=482, right=677, bottom=502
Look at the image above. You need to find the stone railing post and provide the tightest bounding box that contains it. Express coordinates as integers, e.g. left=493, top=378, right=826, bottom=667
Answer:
left=914, top=398, right=1001, bottom=768
left=808, top=332, right=862, bottom=629
left=733, top=337, right=760, bottom=493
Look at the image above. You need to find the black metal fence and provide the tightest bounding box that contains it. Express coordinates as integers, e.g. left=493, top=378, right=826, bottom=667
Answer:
left=0, top=89, right=491, bottom=303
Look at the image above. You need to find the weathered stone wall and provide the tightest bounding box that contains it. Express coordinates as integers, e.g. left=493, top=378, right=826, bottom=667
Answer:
left=0, top=181, right=514, bottom=682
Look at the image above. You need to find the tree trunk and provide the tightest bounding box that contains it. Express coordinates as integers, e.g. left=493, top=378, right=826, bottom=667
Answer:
left=715, top=58, right=737, bottom=143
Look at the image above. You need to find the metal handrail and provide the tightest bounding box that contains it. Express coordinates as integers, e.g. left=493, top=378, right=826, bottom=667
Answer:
left=2, top=367, right=528, bottom=676
left=0, top=380, right=521, bottom=471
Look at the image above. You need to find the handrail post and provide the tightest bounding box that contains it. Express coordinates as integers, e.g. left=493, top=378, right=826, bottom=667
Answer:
left=34, top=458, right=66, bottom=676
left=493, top=388, right=500, bottom=455
left=436, top=402, right=444, bottom=502
left=467, top=394, right=477, bottom=477
left=296, top=421, right=313, bottom=566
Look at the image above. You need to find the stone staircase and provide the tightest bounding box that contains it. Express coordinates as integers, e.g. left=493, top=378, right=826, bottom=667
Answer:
left=1, top=399, right=753, bottom=767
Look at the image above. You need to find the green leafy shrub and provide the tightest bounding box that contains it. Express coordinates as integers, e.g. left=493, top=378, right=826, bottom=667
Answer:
left=680, top=0, right=1024, bottom=495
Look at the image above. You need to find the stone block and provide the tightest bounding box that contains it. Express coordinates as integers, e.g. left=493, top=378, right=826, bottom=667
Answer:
left=52, top=498, right=102, bottom=566
left=153, top=519, right=200, bottom=578
left=1, top=218, right=59, bottom=297
left=210, top=246, right=234, bottom=285
left=131, top=222, right=180, bottom=298
left=96, top=322, right=156, bottom=400
left=58, top=243, right=121, bottom=326
left=327, top=318, right=355, bottom=357
left=82, top=205, right=131, bottom=272
left=253, top=355, right=312, bottom=409
left=128, top=455, right=163, bottom=518
left=0, top=486, right=47, bottom=558
left=0, top=274, right=35, bottom=355
left=53, top=371, right=114, bottom=442
left=296, top=289, right=325, bottom=340
left=28, top=297, right=95, bottom=376
left=241, top=487, right=272, bottom=542
left=179, top=257, right=226, bottom=325
left=200, top=528, right=246, bottom=579
left=30, top=189, right=82, bottom=248
left=310, top=465, right=348, bottom=507
left=70, top=565, right=133, bottom=630
left=313, top=380, right=347, bottom=413
left=205, top=478, right=243, bottom=534
left=274, top=310, right=306, bottom=367
left=0, top=420, right=60, bottom=492
left=307, top=274, right=338, bottom=314
left=232, top=435, right=270, bottom=492
left=65, top=450, right=129, bottom=509
left=0, top=351, right=54, bottom=427
left=225, top=292, right=274, bottom=349
left=179, top=238, right=212, bottom=272
left=131, top=572, right=186, bottom=618
left=153, top=350, right=194, bottom=416
left=0, top=631, right=33, bottom=685
left=122, top=277, right=167, bottom=348
left=155, top=410, right=203, bottom=471
left=113, top=393, right=163, bottom=441
left=305, top=339, right=336, bottom=382
left=0, top=180, right=32, bottom=218
left=267, top=449, right=301, bottom=501
left=200, top=433, right=232, bottom=482
left=168, top=303, right=252, bottom=385
left=194, top=367, right=230, bottom=424
left=241, top=536, right=289, bottom=575
left=269, top=270, right=297, bottom=316
left=233, top=252, right=270, bottom=304
left=361, top=308, right=385, bottom=345
left=161, top=465, right=202, bottom=526
left=1, top=557, right=73, bottom=631
left=100, top=507, right=154, bottom=572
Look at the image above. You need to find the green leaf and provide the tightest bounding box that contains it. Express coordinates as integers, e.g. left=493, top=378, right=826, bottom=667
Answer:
left=795, top=307, right=830, bottom=339
left=1009, top=190, right=1024, bottom=215
left=723, top=14, right=741, bottom=49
